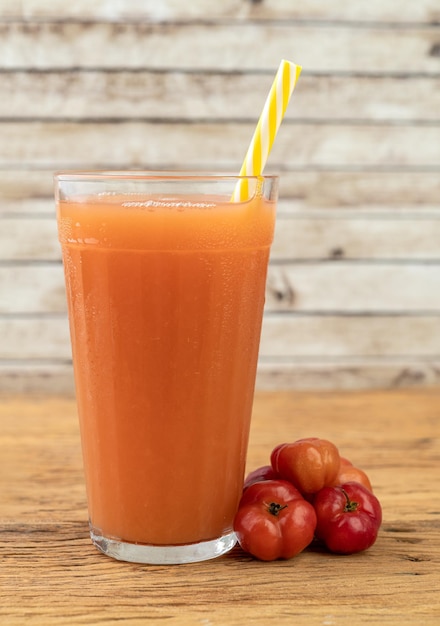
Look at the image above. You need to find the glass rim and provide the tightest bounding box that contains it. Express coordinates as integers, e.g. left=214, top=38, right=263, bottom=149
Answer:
left=54, top=170, right=279, bottom=183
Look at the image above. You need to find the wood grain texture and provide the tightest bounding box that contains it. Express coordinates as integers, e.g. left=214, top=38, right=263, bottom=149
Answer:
left=1, top=0, right=439, bottom=22
left=2, top=71, right=439, bottom=122
left=1, top=0, right=440, bottom=22
left=256, top=359, right=440, bottom=390
left=1, top=121, right=439, bottom=169
left=0, top=3, right=439, bottom=391
left=1, top=390, right=439, bottom=625
left=0, top=317, right=70, bottom=359
left=261, top=315, right=440, bottom=357
left=266, top=264, right=440, bottom=312
left=1, top=22, right=439, bottom=73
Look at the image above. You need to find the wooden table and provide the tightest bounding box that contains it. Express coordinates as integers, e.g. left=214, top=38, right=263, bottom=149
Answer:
left=1, top=390, right=439, bottom=625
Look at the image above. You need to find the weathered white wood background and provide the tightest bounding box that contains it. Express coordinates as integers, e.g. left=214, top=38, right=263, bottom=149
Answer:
left=1, top=0, right=439, bottom=393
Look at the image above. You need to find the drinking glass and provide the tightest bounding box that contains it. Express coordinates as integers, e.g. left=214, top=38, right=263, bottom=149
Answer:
left=55, top=171, right=278, bottom=564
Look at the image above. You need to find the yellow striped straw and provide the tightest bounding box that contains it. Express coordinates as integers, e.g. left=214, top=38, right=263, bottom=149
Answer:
left=232, top=59, right=302, bottom=202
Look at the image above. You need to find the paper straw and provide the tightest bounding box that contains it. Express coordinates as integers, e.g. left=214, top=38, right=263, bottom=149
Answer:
left=232, top=59, right=302, bottom=201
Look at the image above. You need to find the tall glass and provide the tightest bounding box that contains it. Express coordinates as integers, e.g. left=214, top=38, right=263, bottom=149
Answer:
left=55, top=172, right=278, bottom=564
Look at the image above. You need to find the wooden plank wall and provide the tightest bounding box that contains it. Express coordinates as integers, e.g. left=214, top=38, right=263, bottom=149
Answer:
left=0, top=0, right=439, bottom=393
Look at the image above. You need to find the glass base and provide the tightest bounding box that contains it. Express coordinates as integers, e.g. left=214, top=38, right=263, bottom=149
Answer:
left=90, top=527, right=237, bottom=565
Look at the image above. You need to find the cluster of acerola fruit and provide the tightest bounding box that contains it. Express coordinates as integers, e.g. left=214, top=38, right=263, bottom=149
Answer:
left=233, top=437, right=382, bottom=561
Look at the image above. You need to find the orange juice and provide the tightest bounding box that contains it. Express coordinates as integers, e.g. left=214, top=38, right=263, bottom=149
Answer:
left=56, top=174, right=277, bottom=563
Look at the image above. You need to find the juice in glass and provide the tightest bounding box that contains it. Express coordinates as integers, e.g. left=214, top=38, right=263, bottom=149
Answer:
left=55, top=172, right=278, bottom=564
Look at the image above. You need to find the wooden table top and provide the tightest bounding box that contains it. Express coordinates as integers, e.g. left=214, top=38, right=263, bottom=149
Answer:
left=1, top=389, right=439, bottom=625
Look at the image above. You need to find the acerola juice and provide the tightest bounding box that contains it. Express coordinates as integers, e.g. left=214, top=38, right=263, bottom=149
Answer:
left=57, top=187, right=276, bottom=549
